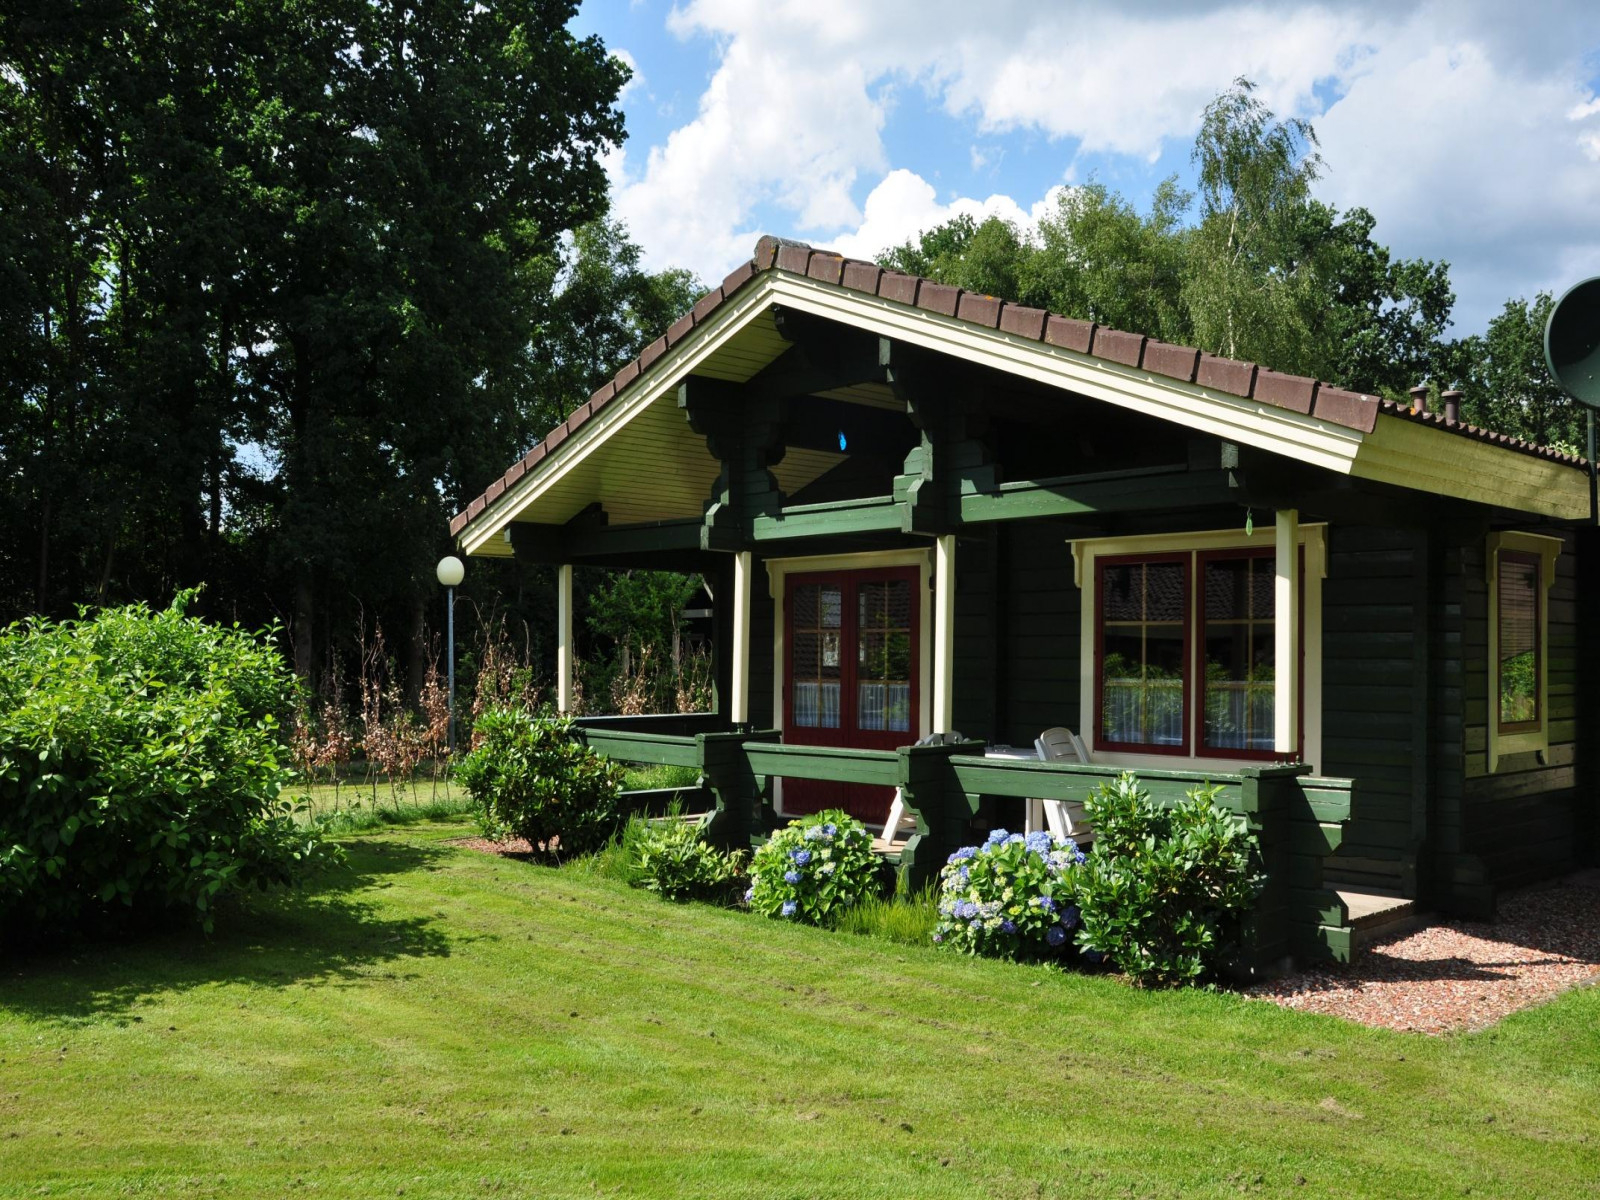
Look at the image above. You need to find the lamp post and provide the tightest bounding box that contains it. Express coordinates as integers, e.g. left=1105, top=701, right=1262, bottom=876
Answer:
left=435, top=555, right=465, bottom=755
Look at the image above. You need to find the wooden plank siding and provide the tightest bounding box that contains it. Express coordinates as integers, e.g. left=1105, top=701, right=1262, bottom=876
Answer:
left=952, top=521, right=1082, bottom=748
left=1449, top=529, right=1583, bottom=913
left=1320, top=525, right=1421, bottom=895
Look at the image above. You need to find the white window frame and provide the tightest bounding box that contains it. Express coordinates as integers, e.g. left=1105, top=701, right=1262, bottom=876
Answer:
left=1484, top=531, right=1561, bottom=774
left=1070, top=524, right=1327, bottom=775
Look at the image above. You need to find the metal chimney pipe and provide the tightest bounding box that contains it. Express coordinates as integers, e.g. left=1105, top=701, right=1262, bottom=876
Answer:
left=1408, top=384, right=1429, bottom=414
left=1441, top=389, right=1462, bottom=425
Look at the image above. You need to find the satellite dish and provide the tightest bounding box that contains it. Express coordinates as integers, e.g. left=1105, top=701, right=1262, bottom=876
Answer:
left=1545, top=276, right=1600, bottom=408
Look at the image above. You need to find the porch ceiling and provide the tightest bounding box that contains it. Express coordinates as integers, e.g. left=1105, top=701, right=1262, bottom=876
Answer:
left=469, top=307, right=846, bottom=558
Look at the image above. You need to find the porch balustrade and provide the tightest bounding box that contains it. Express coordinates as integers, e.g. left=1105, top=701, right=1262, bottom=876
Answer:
left=569, top=715, right=1355, bottom=968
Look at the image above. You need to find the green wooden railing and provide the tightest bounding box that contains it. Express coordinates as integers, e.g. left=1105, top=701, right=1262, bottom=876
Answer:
left=570, top=720, right=1354, bottom=968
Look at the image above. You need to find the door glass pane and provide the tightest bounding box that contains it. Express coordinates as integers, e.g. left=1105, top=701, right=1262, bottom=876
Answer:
left=856, top=580, right=912, bottom=732
left=1498, top=553, right=1539, bottom=727
left=1202, top=555, right=1275, bottom=751
left=1100, top=561, right=1187, bottom=746
left=791, top=583, right=841, bottom=728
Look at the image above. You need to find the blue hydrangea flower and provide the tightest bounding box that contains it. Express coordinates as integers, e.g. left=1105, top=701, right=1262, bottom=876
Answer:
left=1060, top=905, right=1080, bottom=928
left=956, top=900, right=978, bottom=920
left=932, top=932, right=943, bottom=944
left=743, top=887, right=754, bottom=904
left=948, top=846, right=977, bottom=864
left=1025, top=830, right=1053, bottom=854
left=822, top=822, right=838, bottom=837
left=1000, top=919, right=1016, bottom=934
left=1046, top=925, right=1067, bottom=947
left=781, top=900, right=797, bottom=918
left=986, top=828, right=1011, bottom=845
left=784, top=869, right=801, bottom=884
left=791, top=848, right=812, bottom=866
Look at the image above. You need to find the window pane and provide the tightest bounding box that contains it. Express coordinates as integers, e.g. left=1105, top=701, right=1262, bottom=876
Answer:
left=1201, top=555, right=1276, bottom=751
left=791, top=583, right=841, bottom=728
left=1100, top=560, right=1187, bottom=747
left=856, top=579, right=913, bottom=734
left=1498, top=553, right=1538, bottom=727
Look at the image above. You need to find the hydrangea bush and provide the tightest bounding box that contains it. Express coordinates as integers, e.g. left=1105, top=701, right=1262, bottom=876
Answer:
left=933, top=829, right=1085, bottom=958
left=746, top=809, right=878, bottom=925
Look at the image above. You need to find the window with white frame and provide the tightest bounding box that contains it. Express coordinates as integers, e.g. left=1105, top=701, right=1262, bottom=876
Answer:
left=1485, top=531, right=1561, bottom=772
left=1077, top=528, right=1322, bottom=767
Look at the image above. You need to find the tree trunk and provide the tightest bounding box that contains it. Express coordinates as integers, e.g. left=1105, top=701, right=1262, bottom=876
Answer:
left=407, top=590, right=428, bottom=706
left=294, top=568, right=315, bottom=685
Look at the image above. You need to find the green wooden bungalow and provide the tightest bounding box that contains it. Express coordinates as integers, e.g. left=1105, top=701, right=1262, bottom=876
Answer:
left=449, top=235, right=1598, bottom=970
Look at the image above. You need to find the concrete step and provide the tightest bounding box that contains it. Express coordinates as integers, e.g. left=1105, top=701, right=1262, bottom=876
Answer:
left=1338, top=888, right=1427, bottom=953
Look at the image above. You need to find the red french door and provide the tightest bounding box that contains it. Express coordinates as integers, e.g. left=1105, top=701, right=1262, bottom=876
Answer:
left=783, top=566, right=921, bottom=824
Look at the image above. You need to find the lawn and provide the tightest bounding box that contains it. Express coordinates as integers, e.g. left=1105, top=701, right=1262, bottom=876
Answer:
left=2, top=820, right=1597, bottom=1199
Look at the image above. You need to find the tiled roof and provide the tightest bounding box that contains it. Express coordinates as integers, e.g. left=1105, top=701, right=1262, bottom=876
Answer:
left=450, top=235, right=1585, bottom=538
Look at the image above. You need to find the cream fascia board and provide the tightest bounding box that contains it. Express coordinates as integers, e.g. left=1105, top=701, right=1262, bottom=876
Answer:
left=1484, top=530, right=1562, bottom=773
left=1354, top=416, right=1590, bottom=521
left=1071, top=524, right=1327, bottom=774
left=765, top=275, right=1367, bottom=475
left=458, top=278, right=780, bottom=557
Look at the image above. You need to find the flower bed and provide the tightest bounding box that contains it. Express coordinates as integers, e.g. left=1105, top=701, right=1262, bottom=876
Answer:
left=745, top=809, right=878, bottom=925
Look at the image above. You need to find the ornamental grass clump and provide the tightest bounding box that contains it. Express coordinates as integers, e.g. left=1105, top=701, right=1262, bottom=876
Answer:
left=745, top=809, right=878, bottom=925
left=1073, top=772, right=1261, bottom=987
left=933, top=830, right=1085, bottom=959
left=454, top=707, right=624, bottom=861
left=633, top=820, right=747, bottom=903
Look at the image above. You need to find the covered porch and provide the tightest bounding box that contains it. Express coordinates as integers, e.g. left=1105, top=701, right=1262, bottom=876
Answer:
left=449, top=238, right=1594, bottom=961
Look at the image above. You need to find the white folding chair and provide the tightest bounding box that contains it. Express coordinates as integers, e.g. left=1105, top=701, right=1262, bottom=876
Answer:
left=883, top=731, right=967, bottom=844
left=1028, top=726, right=1094, bottom=844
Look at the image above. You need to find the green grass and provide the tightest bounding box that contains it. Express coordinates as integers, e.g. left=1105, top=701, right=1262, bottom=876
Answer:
left=291, top=778, right=475, bottom=834
left=3, top=820, right=1598, bottom=1199
left=620, top=762, right=701, bottom=791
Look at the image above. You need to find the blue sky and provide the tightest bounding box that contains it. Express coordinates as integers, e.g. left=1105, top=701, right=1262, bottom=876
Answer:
left=572, top=1, right=1600, bottom=334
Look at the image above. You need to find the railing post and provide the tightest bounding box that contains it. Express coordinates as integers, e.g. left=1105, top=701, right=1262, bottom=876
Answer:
left=696, top=729, right=779, bottom=850
left=731, top=550, right=752, bottom=725
left=933, top=534, right=956, bottom=734
left=1274, top=510, right=1299, bottom=755
left=895, top=739, right=985, bottom=890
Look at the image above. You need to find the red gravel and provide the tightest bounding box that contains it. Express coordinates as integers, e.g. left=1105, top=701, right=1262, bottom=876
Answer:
left=1249, top=871, right=1600, bottom=1034
left=454, top=835, right=541, bottom=858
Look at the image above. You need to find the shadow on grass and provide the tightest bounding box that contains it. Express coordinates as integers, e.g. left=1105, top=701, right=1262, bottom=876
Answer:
left=0, top=839, right=454, bottom=1023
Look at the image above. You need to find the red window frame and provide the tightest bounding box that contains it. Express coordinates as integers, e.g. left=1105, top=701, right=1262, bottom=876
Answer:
left=1495, top=549, right=1542, bottom=736
left=1194, top=547, right=1304, bottom=762
left=1092, top=552, right=1193, bottom=757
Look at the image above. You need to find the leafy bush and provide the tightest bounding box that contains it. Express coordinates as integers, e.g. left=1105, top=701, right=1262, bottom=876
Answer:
left=933, top=829, right=1085, bottom=958
left=0, top=596, right=332, bottom=939
left=745, top=809, right=878, bottom=925
left=633, top=820, right=747, bottom=903
left=454, top=707, right=625, bottom=860
left=1073, top=772, right=1261, bottom=987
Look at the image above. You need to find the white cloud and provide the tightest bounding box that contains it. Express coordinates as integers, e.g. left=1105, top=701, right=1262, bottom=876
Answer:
left=610, top=0, right=1600, bottom=329
left=611, top=48, right=645, bottom=104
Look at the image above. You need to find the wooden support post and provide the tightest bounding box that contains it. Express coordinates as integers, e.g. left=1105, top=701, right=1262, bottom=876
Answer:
left=1275, top=510, right=1300, bottom=755
left=557, top=563, right=574, bottom=714
left=933, top=534, right=956, bottom=734
left=731, top=550, right=752, bottom=725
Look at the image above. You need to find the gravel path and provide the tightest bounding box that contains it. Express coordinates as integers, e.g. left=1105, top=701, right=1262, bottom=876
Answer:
left=1248, top=871, right=1600, bottom=1034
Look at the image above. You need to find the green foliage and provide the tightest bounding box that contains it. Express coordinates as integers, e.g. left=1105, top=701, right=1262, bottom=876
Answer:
left=745, top=810, right=879, bottom=925
left=1073, top=773, right=1261, bottom=987
left=833, top=886, right=940, bottom=945
left=0, top=596, right=333, bottom=939
left=632, top=820, right=747, bottom=903
left=1450, top=292, right=1581, bottom=453
left=933, top=830, right=1085, bottom=959
left=454, top=708, right=625, bottom=860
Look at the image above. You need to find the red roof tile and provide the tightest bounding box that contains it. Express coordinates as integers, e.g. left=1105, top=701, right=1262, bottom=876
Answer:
left=450, top=235, right=1584, bottom=537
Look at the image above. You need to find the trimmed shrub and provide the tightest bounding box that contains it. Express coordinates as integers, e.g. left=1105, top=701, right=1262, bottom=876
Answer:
left=933, top=829, right=1085, bottom=958
left=633, top=820, right=747, bottom=903
left=0, top=596, right=332, bottom=939
left=745, top=809, right=877, bottom=925
left=1073, top=772, right=1261, bottom=987
left=454, top=708, right=624, bottom=860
